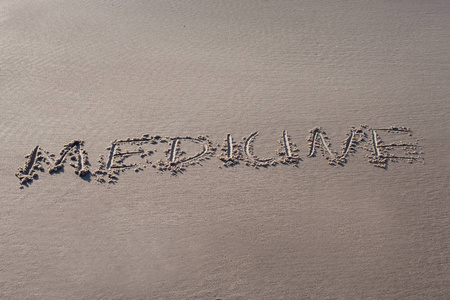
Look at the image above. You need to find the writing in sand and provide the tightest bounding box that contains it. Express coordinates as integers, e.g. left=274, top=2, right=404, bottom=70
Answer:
left=16, top=125, right=424, bottom=187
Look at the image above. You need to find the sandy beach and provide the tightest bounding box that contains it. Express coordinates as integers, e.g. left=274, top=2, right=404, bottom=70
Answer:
left=1, top=1, right=449, bottom=298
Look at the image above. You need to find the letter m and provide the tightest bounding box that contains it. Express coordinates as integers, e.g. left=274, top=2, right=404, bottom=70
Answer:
left=16, top=140, right=89, bottom=186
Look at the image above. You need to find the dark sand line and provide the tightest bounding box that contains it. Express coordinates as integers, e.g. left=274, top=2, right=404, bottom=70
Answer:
left=379, top=155, right=421, bottom=160
left=308, top=129, right=318, bottom=157
left=226, top=134, right=233, bottom=159
left=76, top=144, right=88, bottom=176
left=244, top=132, right=259, bottom=158
left=110, top=164, right=136, bottom=169
left=169, top=139, right=179, bottom=163
left=319, top=133, right=333, bottom=157
left=106, top=143, right=116, bottom=170
left=115, top=137, right=154, bottom=143
left=283, top=130, right=292, bottom=157
left=377, top=143, right=417, bottom=148
left=179, top=141, right=208, bottom=163
left=39, top=148, right=56, bottom=168
left=341, top=130, right=355, bottom=157
left=373, top=126, right=411, bottom=132
left=23, top=146, right=39, bottom=175
left=114, top=150, right=143, bottom=156
left=372, top=130, right=380, bottom=157
left=55, top=142, right=78, bottom=165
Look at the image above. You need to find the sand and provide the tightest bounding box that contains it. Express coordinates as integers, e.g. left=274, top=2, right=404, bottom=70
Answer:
left=1, top=0, right=449, bottom=299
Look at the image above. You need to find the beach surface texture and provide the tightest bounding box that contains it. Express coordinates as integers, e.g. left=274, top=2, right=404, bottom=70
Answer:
left=1, top=1, right=449, bottom=299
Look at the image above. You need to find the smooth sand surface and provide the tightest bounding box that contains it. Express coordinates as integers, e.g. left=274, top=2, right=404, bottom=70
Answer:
left=1, top=1, right=449, bottom=298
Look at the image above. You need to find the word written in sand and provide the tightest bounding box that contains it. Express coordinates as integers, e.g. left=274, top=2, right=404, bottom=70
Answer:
left=16, top=125, right=423, bottom=187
